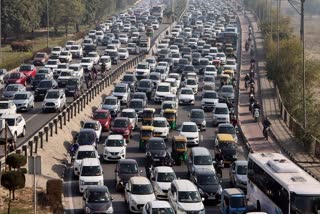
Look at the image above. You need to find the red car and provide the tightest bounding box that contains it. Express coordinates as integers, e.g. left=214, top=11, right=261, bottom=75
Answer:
left=19, top=64, right=37, bottom=78
left=92, top=109, right=112, bottom=131
left=33, top=52, right=49, bottom=66
left=111, top=117, right=132, bottom=140
left=5, top=72, right=27, bottom=86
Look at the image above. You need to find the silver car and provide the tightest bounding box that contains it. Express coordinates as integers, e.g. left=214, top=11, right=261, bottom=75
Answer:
left=121, top=108, right=138, bottom=130
left=12, top=91, right=34, bottom=112
left=2, top=84, right=26, bottom=99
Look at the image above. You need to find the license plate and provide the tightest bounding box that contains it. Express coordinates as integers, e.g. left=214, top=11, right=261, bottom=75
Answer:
left=154, top=158, right=160, bottom=161
left=155, top=134, right=161, bottom=136
left=208, top=196, right=215, bottom=200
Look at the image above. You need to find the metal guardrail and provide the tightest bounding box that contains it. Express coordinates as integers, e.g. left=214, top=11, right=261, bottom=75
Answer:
left=0, top=2, right=189, bottom=171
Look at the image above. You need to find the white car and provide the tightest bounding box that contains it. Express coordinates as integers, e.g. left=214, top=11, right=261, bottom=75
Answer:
left=185, top=72, right=199, bottom=83
left=142, top=201, right=174, bottom=214
left=68, top=64, right=84, bottom=78
left=150, top=167, right=177, bottom=200
left=73, top=145, right=99, bottom=176
left=57, top=70, right=72, bottom=86
left=105, top=44, right=118, bottom=54
left=212, top=103, right=230, bottom=126
left=99, top=56, right=112, bottom=71
left=225, top=58, right=237, bottom=71
left=179, top=122, right=199, bottom=145
left=121, top=108, right=138, bottom=130
left=156, top=44, right=168, bottom=55
left=70, top=45, right=83, bottom=58
left=0, top=100, right=17, bottom=116
left=216, top=52, right=227, bottom=64
left=79, top=158, right=104, bottom=193
left=164, top=78, right=178, bottom=95
left=145, top=57, right=157, bottom=71
left=178, top=87, right=195, bottom=105
left=118, top=48, right=129, bottom=60
left=203, top=75, right=215, bottom=88
left=135, top=62, right=151, bottom=80
left=65, top=40, right=76, bottom=50
left=45, top=59, right=60, bottom=70
left=51, top=46, right=63, bottom=56
left=112, top=83, right=131, bottom=105
left=170, top=53, right=180, bottom=64
left=152, top=117, right=170, bottom=139
left=184, top=78, right=198, bottom=94
left=0, top=114, right=26, bottom=142
left=80, top=58, right=94, bottom=71
left=87, top=52, right=100, bottom=64
left=125, top=176, right=156, bottom=213
left=151, top=21, right=159, bottom=30
left=59, top=50, right=73, bottom=63
left=168, top=73, right=181, bottom=88
left=230, top=160, right=248, bottom=189
left=103, top=134, right=127, bottom=161
left=88, top=30, right=96, bottom=37
left=42, top=89, right=66, bottom=112
left=111, top=39, right=121, bottom=49
left=81, top=120, right=102, bottom=142
left=201, top=90, right=219, bottom=111
left=154, top=82, right=171, bottom=103
left=155, top=66, right=168, bottom=81
left=118, top=34, right=128, bottom=44
left=12, top=91, right=34, bottom=112
left=169, top=45, right=180, bottom=54
left=204, top=65, right=218, bottom=76
left=95, top=30, right=104, bottom=41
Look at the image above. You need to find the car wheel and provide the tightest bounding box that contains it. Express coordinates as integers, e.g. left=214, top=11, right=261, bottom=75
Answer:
left=21, top=127, right=26, bottom=137
left=13, top=133, right=17, bottom=142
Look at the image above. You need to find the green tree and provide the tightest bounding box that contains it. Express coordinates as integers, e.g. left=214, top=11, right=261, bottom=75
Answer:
left=5, top=153, right=27, bottom=171
left=1, top=171, right=26, bottom=200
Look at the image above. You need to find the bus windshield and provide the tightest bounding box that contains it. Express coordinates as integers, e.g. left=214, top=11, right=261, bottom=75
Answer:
left=291, top=194, right=320, bottom=214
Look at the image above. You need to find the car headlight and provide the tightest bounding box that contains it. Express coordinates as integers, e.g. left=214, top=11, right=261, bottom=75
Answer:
left=80, top=180, right=85, bottom=185
left=177, top=204, right=185, bottom=212
left=201, top=120, right=206, bottom=125
left=106, top=206, right=114, bottom=213
left=119, top=148, right=125, bottom=154
left=198, top=188, right=204, bottom=195
left=98, top=180, right=103, bottom=185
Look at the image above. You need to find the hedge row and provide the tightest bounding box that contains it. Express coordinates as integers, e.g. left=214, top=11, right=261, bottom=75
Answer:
left=11, top=41, right=33, bottom=52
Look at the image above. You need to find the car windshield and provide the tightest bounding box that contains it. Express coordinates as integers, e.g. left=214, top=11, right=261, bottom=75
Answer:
left=131, top=184, right=153, bottom=195
left=52, top=47, right=61, bottom=51
left=153, top=119, right=167, bottom=127
left=162, top=103, right=175, bottom=110
left=114, top=86, right=126, bottom=93
left=171, top=53, right=180, bottom=58
left=237, top=165, right=248, bottom=175
left=191, top=111, right=204, bottom=118
left=19, top=65, right=32, bottom=71
left=76, top=151, right=96, bottom=160
left=133, top=94, right=145, bottom=100
left=178, top=191, right=201, bottom=203
left=217, top=53, right=225, bottom=57
left=83, top=123, right=99, bottom=130
left=14, top=94, right=27, bottom=100
left=149, top=141, right=165, bottom=150
left=9, top=73, right=20, bottom=79
left=219, top=126, right=235, bottom=135
left=81, top=166, right=102, bottom=176
left=151, top=208, right=174, bottom=214
left=197, top=174, right=219, bottom=185
left=137, top=64, right=148, bottom=69
left=60, top=72, right=71, bottom=76
left=60, top=52, right=68, bottom=56
left=129, top=101, right=143, bottom=109
left=6, top=85, right=19, bottom=91
left=215, top=107, right=228, bottom=114
left=204, top=92, right=217, bottom=99
left=47, top=61, right=57, bottom=65
left=119, top=49, right=127, bottom=53
left=123, top=75, right=134, bottom=82
left=181, top=89, right=193, bottom=94
left=121, top=111, right=136, bottom=118
left=4, top=118, right=15, bottom=126
left=119, top=163, right=138, bottom=174
left=194, top=155, right=212, bottom=165
left=181, top=124, right=197, bottom=132
left=87, top=53, right=97, bottom=58
left=221, top=87, right=233, bottom=93
left=113, top=119, right=128, bottom=128
left=204, top=76, right=214, bottom=82
left=39, top=81, right=52, bottom=88
left=104, top=98, right=117, bottom=105
left=155, top=68, right=165, bottom=74
left=66, top=79, right=78, bottom=86
left=106, top=139, right=124, bottom=147
left=150, top=75, right=160, bottom=80
left=71, top=46, right=79, bottom=50
left=36, top=53, right=45, bottom=58
left=128, top=44, right=135, bottom=48
left=45, top=91, right=59, bottom=99
left=227, top=60, right=236, bottom=65
left=146, top=59, right=155, bottom=64
left=87, top=191, right=110, bottom=203
left=34, top=74, right=46, bottom=80
left=78, top=132, right=95, bottom=144
left=139, top=81, right=151, bottom=87
left=206, top=66, right=216, bottom=71
left=81, top=59, right=91, bottom=63
left=230, top=197, right=246, bottom=208
left=157, top=86, right=169, bottom=92
left=0, top=103, right=9, bottom=109
left=157, top=172, right=176, bottom=182
left=93, top=111, right=108, bottom=119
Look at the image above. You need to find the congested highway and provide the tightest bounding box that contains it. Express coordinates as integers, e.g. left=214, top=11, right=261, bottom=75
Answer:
left=61, top=0, right=251, bottom=213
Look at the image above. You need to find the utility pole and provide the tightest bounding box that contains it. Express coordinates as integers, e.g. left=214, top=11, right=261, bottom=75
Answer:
left=276, top=0, right=280, bottom=68
left=47, top=0, right=49, bottom=49
left=301, top=0, right=306, bottom=129
left=270, top=0, right=273, bottom=38
left=0, top=0, right=2, bottom=64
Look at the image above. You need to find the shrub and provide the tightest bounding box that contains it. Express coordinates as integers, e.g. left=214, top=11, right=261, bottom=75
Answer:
left=1, top=171, right=26, bottom=200
left=6, top=153, right=27, bottom=170
left=11, top=41, right=33, bottom=52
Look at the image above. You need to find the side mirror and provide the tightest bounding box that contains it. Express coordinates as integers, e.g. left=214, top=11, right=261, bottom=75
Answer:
left=80, top=121, right=84, bottom=127
left=151, top=177, right=155, bottom=181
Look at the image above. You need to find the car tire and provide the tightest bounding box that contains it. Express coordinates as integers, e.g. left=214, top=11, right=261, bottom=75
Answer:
left=13, top=133, right=17, bottom=142
left=21, top=127, right=26, bottom=137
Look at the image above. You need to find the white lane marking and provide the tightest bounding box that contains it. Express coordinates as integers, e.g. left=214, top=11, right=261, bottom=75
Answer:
left=26, top=110, right=42, bottom=122
left=200, top=134, right=203, bottom=143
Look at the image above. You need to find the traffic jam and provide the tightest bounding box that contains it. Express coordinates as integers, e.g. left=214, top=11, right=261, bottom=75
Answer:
left=62, top=0, right=253, bottom=213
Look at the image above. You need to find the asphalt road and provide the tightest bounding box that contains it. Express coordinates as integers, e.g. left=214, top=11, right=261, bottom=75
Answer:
left=1, top=23, right=170, bottom=154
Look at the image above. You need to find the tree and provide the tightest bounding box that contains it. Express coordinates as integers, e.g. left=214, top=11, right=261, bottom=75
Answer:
left=6, top=153, right=27, bottom=171
left=1, top=171, right=26, bottom=200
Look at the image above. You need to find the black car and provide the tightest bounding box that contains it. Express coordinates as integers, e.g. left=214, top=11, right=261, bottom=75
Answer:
left=115, top=159, right=139, bottom=191
left=32, top=73, right=47, bottom=90
left=157, top=48, right=170, bottom=62
left=146, top=137, right=170, bottom=166
left=83, top=186, right=113, bottom=214
left=65, top=77, right=83, bottom=98
left=101, top=36, right=113, bottom=46
left=136, top=79, right=154, bottom=99
left=176, top=58, right=189, bottom=73
left=109, top=51, right=120, bottom=64
left=190, top=168, right=222, bottom=203
left=83, top=44, right=97, bottom=57
left=121, top=73, right=137, bottom=91
left=34, top=79, right=58, bottom=101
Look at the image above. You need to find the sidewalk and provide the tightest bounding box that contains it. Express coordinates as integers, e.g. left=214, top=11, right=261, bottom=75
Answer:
left=238, top=11, right=320, bottom=180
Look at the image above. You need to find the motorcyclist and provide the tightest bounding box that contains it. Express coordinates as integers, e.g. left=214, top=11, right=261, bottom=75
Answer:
left=244, top=73, right=250, bottom=89
left=252, top=100, right=261, bottom=116
left=231, top=115, right=239, bottom=128
left=145, top=154, right=153, bottom=179
left=101, top=61, right=106, bottom=73
left=263, top=117, right=272, bottom=137
left=249, top=94, right=255, bottom=112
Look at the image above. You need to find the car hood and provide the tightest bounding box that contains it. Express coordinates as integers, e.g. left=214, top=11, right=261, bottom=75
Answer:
left=45, top=65, right=58, bottom=68
left=149, top=150, right=166, bottom=158
left=112, top=92, right=126, bottom=97
left=86, top=201, right=112, bottom=212
left=235, top=174, right=248, bottom=183
left=180, top=131, right=198, bottom=138
left=179, top=94, right=194, bottom=100
left=130, top=194, right=155, bottom=204
left=13, top=99, right=27, bottom=105
left=198, top=184, right=220, bottom=194
left=155, top=181, right=171, bottom=191
left=135, top=69, right=149, bottom=73
left=156, top=91, right=170, bottom=96
left=220, top=92, right=234, bottom=98
left=105, top=146, right=124, bottom=153
left=111, top=127, right=128, bottom=132
left=101, top=104, right=117, bottom=110
left=3, top=91, right=17, bottom=96
left=178, top=202, right=204, bottom=212
left=193, top=165, right=215, bottom=173
left=202, top=98, right=218, bottom=103
left=137, top=86, right=151, bottom=92
left=44, top=98, right=59, bottom=103
left=154, top=127, right=169, bottom=133
left=119, top=173, right=138, bottom=182
left=190, top=118, right=205, bottom=124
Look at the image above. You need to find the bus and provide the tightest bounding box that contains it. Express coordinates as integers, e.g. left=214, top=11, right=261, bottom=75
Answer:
left=151, top=6, right=164, bottom=21
left=247, top=153, right=320, bottom=214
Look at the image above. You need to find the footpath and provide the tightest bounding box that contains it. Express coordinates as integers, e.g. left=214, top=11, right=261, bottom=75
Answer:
left=238, top=11, right=320, bottom=180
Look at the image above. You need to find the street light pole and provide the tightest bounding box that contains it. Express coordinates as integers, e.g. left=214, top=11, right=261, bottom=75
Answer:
left=301, top=0, right=306, bottom=129
left=0, top=0, right=2, bottom=64
left=276, top=0, right=280, bottom=68
left=47, top=0, right=49, bottom=49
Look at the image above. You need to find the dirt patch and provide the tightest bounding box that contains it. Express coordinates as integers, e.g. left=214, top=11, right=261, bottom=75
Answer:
left=0, top=187, right=52, bottom=214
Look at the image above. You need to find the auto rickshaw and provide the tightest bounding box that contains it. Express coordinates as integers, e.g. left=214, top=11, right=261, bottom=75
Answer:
left=222, top=69, right=235, bottom=79
left=141, top=108, right=156, bottom=126
left=220, top=74, right=232, bottom=86
left=225, top=47, right=234, bottom=58
left=171, top=136, right=188, bottom=165
left=146, top=27, right=154, bottom=37
left=163, top=109, right=177, bottom=130
left=220, top=188, right=247, bottom=214
left=139, top=126, right=154, bottom=151
left=215, top=134, right=237, bottom=165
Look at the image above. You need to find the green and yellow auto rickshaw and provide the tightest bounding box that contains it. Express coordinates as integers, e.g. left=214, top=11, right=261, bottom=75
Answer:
left=141, top=108, right=156, bottom=126
left=171, top=136, right=188, bottom=165
left=220, top=73, right=232, bottom=85
left=163, top=109, right=177, bottom=130
left=225, top=47, right=234, bottom=58
left=146, top=27, right=154, bottom=37
left=139, top=126, right=154, bottom=151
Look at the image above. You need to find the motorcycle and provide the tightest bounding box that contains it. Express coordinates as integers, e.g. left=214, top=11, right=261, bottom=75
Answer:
left=215, top=160, right=224, bottom=178
left=263, top=126, right=270, bottom=140
left=245, top=80, right=249, bottom=90
left=249, top=69, right=255, bottom=78
left=249, top=100, right=255, bottom=112
left=68, top=143, right=79, bottom=163
left=254, top=108, right=260, bottom=122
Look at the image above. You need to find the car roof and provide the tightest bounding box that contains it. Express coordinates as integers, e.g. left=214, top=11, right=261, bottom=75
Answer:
left=119, top=159, right=137, bottom=164
left=149, top=200, right=172, bottom=208
left=234, top=160, right=248, bottom=166
left=153, top=117, right=167, bottom=121
left=215, top=103, right=228, bottom=108
left=172, top=179, right=197, bottom=191
left=87, top=185, right=109, bottom=192
left=191, top=147, right=211, bottom=156
left=130, top=176, right=150, bottom=185
left=78, top=145, right=97, bottom=151
left=114, top=117, right=128, bottom=121
left=181, top=121, right=197, bottom=126
left=122, top=108, right=136, bottom=112
left=1, top=114, right=22, bottom=119
left=194, top=168, right=216, bottom=176
left=81, top=158, right=100, bottom=166
left=154, top=166, right=174, bottom=173
left=218, top=123, right=234, bottom=128
left=107, top=134, right=124, bottom=140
